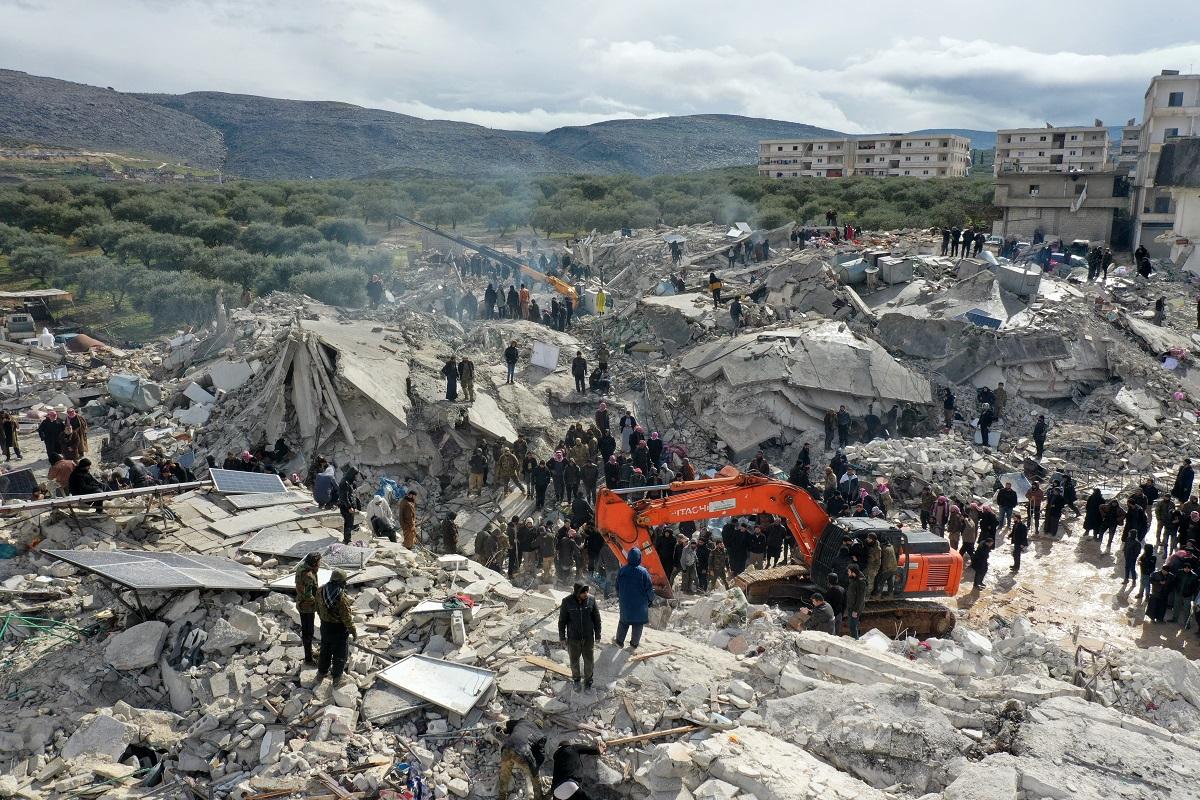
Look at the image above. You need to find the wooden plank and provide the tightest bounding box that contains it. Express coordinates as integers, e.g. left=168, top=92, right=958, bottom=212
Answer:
left=523, top=655, right=573, bottom=679
left=604, top=725, right=701, bottom=747
left=317, top=771, right=352, bottom=799
left=628, top=646, right=678, bottom=664
left=622, top=695, right=642, bottom=734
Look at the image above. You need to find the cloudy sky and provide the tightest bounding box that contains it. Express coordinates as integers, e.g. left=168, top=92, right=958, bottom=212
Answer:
left=4, top=0, right=1200, bottom=133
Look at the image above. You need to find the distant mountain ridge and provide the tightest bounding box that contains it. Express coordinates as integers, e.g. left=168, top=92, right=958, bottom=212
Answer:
left=0, top=69, right=997, bottom=179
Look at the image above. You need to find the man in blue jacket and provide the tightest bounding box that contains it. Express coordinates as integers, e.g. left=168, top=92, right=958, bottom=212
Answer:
left=614, top=547, right=654, bottom=650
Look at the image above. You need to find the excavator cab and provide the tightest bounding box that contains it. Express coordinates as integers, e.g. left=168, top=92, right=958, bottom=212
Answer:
left=811, top=517, right=961, bottom=597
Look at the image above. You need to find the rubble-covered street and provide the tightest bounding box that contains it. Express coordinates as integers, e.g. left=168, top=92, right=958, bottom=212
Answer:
left=5, top=220, right=1200, bottom=800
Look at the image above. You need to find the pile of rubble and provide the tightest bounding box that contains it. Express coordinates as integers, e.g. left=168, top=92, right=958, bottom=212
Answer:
left=7, top=219, right=1200, bottom=800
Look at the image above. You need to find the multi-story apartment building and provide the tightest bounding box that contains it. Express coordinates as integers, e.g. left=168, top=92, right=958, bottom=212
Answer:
left=757, top=134, right=971, bottom=179
left=992, top=124, right=1109, bottom=174
left=1133, top=70, right=1200, bottom=253
left=1117, top=120, right=1140, bottom=175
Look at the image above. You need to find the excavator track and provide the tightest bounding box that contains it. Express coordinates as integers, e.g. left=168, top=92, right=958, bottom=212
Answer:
left=734, top=565, right=956, bottom=639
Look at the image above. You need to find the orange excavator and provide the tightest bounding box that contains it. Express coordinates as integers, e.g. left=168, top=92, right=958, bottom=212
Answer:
left=595, top=470, right=963, bottom=637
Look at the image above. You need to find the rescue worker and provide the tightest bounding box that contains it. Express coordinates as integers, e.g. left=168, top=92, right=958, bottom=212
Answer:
left=550, top=739, right=606, bottom=800
left=498, top=718, right=547, bottom=800
left=295, top=552, right=320, bottom=665
left=315, top=569, right=356, bottom=686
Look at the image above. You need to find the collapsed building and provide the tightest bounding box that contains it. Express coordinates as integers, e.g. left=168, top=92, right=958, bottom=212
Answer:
left=4, top=219, right=1200, bottom=800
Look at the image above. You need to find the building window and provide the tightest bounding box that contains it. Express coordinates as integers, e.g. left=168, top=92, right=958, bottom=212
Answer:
left=1154, top=197, right=1172, bottom=213
left=1040, top=135, right=1047, bottom=141
left=777, top=146, right=783, bottom=151
left=1029, top=184, right=1040, bottom=197
left=1168, top=91, right=1184, bottom=107
left=1070, top=135, right=1078, bottom=140
left=776, top=172, right=783, bottom=178
left=905, top=142, right=912, bottom=147
left=923, top=170, right=930, bottom=175
left=1165, top=128, right=1180, bottom=140
left=1069, top=150, right=1076, bottom=155
left=1019, top=136, right=1026, bottom=142
left=924, top=155, right=930, bottom=161
left=792, top=145, right=798, bottom=150
left=941, top=140, right=948, bottom=147
left=904, top=170, right=910, bottom=175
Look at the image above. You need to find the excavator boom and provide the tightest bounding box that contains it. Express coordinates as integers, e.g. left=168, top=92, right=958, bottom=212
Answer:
left=595, top=473, right=830, bottom=597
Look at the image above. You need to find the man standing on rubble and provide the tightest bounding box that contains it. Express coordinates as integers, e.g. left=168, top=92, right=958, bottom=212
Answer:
left=949, top=225, right=961, bottom=257
left=836, top=405, right=851, bottom=447
left=559, top=583, right=602, bottom=690
left=37, top=410, right=65, bottom=461
left=614, top=547, right=654, bottom=650
left=1033, top=415, right=1048, bottom=459
left=993, top=382, right=1007, bottom=419
left=0, top=411, right=20, bottom=462
left=977, top=403, right=995, bottom=448
left=315, top=569, right=356, bottom=686
left=295, top=552, right=320, bottom=665
left=399, top=491, right=418, bottom=549
left=458, top=356, right=476, bottom=403
left=996, top=482, right=1019, bottom=530
left=940, top=228, right=951, bottom=256
left=338, top=468, right=361, bottom=545
left=846, top=565, right=867, bottom=639
left=504, top=340, right=521, bottom=384
left=824, top=409, right=838, bottom=451
left=571, top=350, right=588, bottom=394
left=708, top=271, right=723, bottom=306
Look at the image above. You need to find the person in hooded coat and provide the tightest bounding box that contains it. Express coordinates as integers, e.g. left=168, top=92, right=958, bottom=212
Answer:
left=1084, top=488, right=1106, bottom=539
left=614, top=547, right=654, bottom=650
left=314, top=464, right=337, bottom=508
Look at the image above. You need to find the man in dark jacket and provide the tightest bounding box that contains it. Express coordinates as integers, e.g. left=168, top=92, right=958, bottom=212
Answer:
left=558, top=583, right=602, bottom=689
left=846, top=565, right=868, bottom=639
left=68, top=458, right=105, bottom=509
left=1010, top=513, right=1029, bottom=572
left=836, top=405, right=851, bottom=447
left=338, top=468, right=361, bottom=544
left=503, top=340, right=520, bottom=384
left=824, top=409, right=837, bottom=451
left=825, top=572, right=846, bottom=633
left=571, top=351, right=588, bottom=394
left=971, top=539, right=994, bottom=589
left=1033, top=414, right=1048, bottom=459
left=996, top=482, right=1019, bottom=530
left=36, top=410, right=65, bottom=460
left=804, top=593, right=836, bottom=634
left=550, top=739, right=605, bottom=800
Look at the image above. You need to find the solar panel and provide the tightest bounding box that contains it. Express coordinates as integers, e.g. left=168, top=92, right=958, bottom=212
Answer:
left=210, top=469, right=287, bottom=495
left=44, top=549, right=265, bottom=591
left=0, top=468, right=39, bottom=500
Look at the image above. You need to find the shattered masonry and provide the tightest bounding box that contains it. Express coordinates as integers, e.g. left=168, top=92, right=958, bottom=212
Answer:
left=3, top=221, right=1200, bottom=800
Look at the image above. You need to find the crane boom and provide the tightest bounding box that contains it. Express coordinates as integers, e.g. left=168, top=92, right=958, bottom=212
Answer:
left=394, top=213, right=577, bottom=300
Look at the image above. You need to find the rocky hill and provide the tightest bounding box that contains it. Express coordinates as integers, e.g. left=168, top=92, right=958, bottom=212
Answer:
left=0, top=69, right=994, bottom=179
left=0, top=69, right=226, bottom=168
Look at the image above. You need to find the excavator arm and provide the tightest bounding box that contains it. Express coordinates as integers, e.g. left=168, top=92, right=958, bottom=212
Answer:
left=595, top=473, right=830, bottom=598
